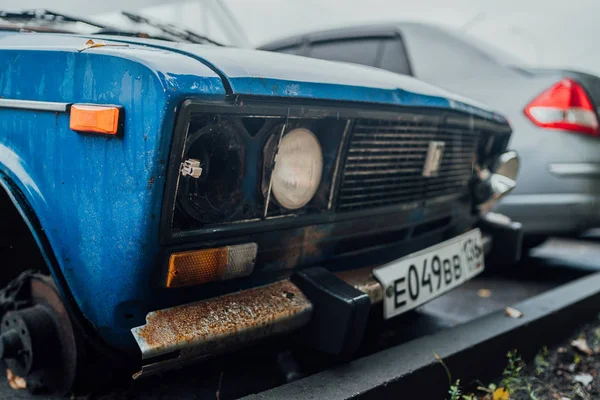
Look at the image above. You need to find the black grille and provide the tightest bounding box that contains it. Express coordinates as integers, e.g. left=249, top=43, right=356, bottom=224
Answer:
left=337, top=119, right=478, bottom=212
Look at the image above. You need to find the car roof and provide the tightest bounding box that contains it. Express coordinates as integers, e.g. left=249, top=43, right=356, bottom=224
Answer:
left=258, top=21, right=526, bottom=68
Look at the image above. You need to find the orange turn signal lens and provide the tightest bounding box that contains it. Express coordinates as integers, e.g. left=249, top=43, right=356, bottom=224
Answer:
left=166, top=243, right=258, bottom=288
left=70, top=104, right=121, bottom=135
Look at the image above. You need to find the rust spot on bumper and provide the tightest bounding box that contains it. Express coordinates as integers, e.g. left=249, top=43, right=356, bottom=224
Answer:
left=336, top=267, right=383, bottom=304
left=131, top=280, right=312, bottom=365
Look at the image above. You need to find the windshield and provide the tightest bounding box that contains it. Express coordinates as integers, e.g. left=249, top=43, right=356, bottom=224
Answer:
left=0, top=0, right=250, bottom=48
left=0, top=10, right=108, bottom=34
left=93, top=0, right=250, bottom=47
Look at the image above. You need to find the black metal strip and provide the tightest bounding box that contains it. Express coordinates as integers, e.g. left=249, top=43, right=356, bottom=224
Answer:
left=328, top=119, right=352, bottom=210
left=263, top=116, right=288, bottom=218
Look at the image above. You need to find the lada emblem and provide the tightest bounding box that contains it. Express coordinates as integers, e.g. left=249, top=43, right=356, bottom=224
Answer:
left=422, top=141, right=445, bottom=177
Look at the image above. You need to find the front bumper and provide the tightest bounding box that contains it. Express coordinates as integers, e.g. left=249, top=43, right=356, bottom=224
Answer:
left=131, top=214, right=521, bottom=378
left=131, top=280, right=312, bottom=378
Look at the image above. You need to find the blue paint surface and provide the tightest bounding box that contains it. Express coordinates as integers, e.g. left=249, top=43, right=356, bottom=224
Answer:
left=0, top=32, right=505, bottom=351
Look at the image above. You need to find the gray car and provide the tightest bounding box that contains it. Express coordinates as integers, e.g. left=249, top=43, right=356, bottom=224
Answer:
left=260, top=22, right=600, bottom=249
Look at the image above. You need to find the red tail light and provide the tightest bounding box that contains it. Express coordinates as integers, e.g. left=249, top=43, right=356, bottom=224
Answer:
left=524, top=78, right=599, bottom=136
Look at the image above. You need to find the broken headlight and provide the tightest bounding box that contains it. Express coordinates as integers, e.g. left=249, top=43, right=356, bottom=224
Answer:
left=169, top=106, right=347, bottom=233
left=177, top=117, right=247, bottom=224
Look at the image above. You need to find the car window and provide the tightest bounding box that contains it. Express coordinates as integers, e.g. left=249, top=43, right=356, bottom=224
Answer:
left=308, top=38, right=381, bottom=67
left=379, top=38, right=412, bottom=75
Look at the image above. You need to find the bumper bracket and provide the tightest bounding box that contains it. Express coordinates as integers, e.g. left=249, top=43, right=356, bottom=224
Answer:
left=291, top=267, right=371, bottom=359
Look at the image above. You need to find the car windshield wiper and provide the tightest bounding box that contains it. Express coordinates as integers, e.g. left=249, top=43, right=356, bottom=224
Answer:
left=119, top=11, right=223, bottom=46
left=0, top=9, right=194, bottom=43
left=0, top=9, right=109, bottom=30
left=0, top=9, right=224, bottom=46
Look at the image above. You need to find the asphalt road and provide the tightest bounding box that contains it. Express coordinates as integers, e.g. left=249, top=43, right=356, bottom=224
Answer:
left=2, top=237, right=599, bottom=400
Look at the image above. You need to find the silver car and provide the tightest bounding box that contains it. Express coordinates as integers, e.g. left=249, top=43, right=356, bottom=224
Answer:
left=261, top=22, right=600, bottom=249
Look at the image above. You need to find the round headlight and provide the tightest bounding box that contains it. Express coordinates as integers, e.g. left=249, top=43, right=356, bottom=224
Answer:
left=271, top=128, right=323, bottom=210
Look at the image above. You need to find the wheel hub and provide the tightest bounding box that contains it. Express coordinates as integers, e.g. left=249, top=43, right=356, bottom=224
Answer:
left=0, top=273, right=78, bottom=394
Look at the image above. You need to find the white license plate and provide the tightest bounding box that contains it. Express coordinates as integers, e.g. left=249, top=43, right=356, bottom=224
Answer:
left=373, top=229, right=485, bottom=319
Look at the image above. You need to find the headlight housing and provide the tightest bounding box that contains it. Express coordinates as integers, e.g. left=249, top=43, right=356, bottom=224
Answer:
left=270, top=128, right=324, bottom=210
left=176, top=118, right=246, bottom=224
left=170, top=107, right=346, bottom=233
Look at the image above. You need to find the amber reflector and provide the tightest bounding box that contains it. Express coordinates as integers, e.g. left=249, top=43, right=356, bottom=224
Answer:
left=70, top=104, right=120, bottom=135
left=166, top=243, right=258, bottom=288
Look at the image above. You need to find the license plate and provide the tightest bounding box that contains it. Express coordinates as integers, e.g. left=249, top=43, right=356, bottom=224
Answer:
left=373, top=229, right=484, bottom=319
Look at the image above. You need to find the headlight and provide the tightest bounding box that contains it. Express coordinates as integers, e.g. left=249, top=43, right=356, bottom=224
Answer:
left=271, top=128, right=323, bottom=210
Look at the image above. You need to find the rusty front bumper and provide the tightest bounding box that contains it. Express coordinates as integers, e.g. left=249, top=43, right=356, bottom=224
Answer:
left=132, top=233, right=496, bottom=378
left=130, top=272, right=377, bottom=378
left=131, top=280, right=312, bottom=378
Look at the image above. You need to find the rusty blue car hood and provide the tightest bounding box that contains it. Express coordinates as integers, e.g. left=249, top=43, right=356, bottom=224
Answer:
left=171, top=44, right=497, bottom=115
left=0, top=31, right=505, bottom=121
left=85, top=35, right=505, bottom=122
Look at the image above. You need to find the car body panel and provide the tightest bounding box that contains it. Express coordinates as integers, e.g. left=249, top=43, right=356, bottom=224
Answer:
left=0, top=32, right=227, bottom=350
left=0, top=31, right=509, bottom=351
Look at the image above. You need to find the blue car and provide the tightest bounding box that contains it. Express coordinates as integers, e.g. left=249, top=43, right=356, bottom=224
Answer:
left=0, top=8, right=521, bottom=395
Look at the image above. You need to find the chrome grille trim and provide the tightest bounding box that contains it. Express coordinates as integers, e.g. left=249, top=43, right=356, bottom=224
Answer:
left=337, top=119, right=478, bottom=212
